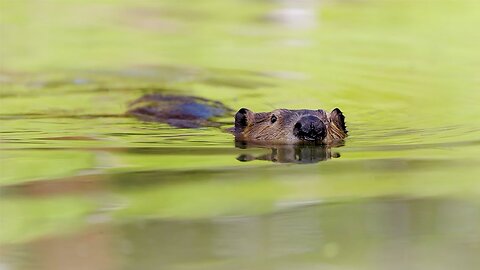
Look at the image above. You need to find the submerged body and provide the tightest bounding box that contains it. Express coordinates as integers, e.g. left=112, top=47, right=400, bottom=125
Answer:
left=127, top=94, right=230, bottom=128
left=233, top=108, right=347, bottom=145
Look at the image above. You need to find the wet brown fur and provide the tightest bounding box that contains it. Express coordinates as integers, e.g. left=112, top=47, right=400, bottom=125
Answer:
left=234, top=108, right=347, bottom=145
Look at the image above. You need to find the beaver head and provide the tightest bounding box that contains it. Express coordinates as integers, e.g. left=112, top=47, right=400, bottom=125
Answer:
left=233, top=108, right=347, bottom=144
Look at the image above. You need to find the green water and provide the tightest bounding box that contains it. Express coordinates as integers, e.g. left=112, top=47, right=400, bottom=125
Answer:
left=1, top=0, right=480, bottom=269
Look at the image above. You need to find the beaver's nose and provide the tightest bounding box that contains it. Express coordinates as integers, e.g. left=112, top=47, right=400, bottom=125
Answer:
left=293, top=115, right=326, bottom=141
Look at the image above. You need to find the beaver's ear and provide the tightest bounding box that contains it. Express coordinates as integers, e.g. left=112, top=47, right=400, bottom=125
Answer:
left=235, top=108, right=253, bottom=131
left=330, top=108, right=347, bottom=134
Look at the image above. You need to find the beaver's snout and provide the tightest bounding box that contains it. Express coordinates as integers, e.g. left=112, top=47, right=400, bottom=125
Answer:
left=293, top=115, right=326, bottom=141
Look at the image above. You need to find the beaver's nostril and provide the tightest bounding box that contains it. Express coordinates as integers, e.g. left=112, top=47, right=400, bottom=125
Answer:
left=294, top=122, right=302, bottom=130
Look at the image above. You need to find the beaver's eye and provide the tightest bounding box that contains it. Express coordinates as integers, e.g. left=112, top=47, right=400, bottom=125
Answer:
left=270, top=114, right=277, bottom=124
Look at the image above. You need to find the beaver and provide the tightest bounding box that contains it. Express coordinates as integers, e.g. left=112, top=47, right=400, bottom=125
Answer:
left=127, top=94, right=347, bottom=145
left=233, top=108, right=347, bottom=145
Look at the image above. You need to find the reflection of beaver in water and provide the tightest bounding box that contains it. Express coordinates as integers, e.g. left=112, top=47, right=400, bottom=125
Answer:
left=236, top=142, right=341, bottom=164
left=233, top=108, right=347, bottom=145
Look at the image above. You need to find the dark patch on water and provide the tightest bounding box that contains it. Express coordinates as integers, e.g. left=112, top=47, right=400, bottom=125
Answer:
left=127, top=94, right=232, bottom=128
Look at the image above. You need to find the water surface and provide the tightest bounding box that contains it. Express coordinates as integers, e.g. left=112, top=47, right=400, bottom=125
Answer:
left=1, top=0, right=480, bottom=269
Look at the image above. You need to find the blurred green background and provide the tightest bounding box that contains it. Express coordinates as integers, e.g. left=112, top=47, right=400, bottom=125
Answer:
left=1, top=0, right=480, bottom=269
